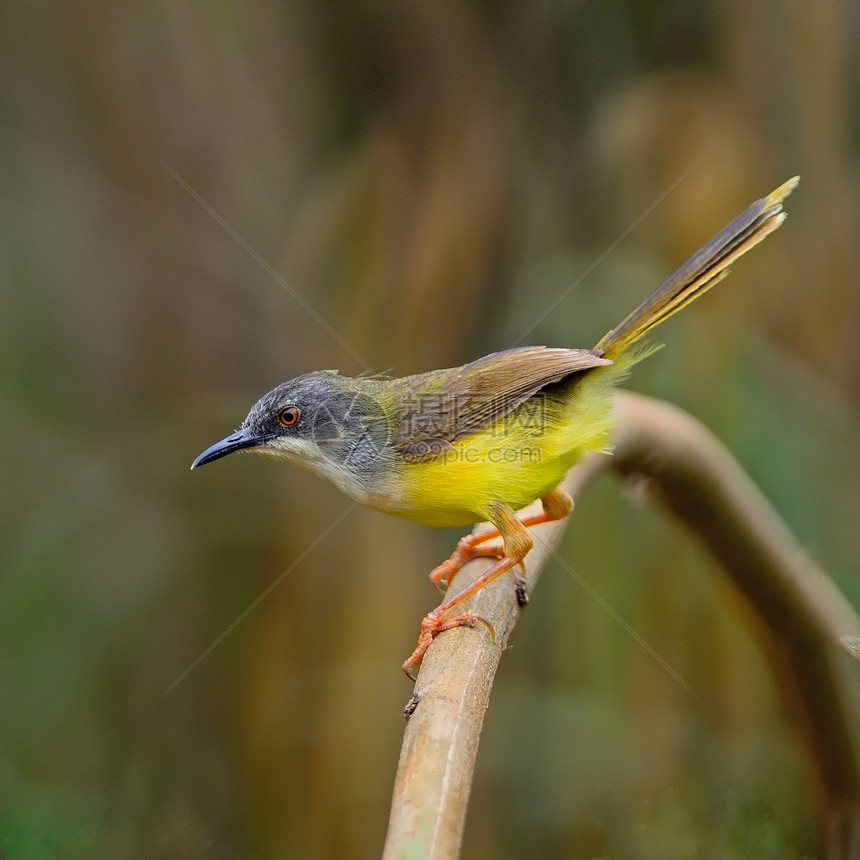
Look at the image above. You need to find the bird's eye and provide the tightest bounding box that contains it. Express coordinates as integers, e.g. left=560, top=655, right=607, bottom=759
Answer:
left=278, top=406, right=301, bottom=427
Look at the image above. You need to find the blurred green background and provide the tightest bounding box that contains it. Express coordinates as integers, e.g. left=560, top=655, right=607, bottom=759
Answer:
left=2, top=2, right=859, bottom=857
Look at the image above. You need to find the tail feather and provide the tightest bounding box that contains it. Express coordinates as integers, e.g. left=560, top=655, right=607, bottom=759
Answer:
left=595, top=177, right=799, bottom=359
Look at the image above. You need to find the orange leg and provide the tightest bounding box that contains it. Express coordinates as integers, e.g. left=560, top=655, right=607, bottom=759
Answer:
left=428, top=535, right=504, bottom=592
left=428, top=488, right=574, bottom=592
left=404, top=488, right=573, bottom=679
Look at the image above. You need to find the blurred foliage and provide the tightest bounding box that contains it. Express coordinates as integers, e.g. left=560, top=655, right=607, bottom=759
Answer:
left=1, top=1, right=859, bottom=857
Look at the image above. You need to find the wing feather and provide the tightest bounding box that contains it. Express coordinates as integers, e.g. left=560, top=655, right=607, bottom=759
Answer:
left=393, top=346, right=610, bottom=461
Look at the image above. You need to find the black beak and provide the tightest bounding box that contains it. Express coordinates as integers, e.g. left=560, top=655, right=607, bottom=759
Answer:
left=191, top=428, right=267, bottom=469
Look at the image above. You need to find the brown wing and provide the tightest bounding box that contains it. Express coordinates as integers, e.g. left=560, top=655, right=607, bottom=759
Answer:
left=393, top=346, right=610, bottom=462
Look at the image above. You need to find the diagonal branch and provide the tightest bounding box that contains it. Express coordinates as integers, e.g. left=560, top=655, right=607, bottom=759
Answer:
left=382, top=391, right=860, bottom=859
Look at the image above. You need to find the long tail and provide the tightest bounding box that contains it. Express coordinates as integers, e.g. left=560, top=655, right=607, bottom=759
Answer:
left=594, top=177, right=799, bottom=360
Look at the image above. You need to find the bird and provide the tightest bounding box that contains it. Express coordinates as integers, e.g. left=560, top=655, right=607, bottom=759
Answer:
left=192, top=176, right=798, bottom=678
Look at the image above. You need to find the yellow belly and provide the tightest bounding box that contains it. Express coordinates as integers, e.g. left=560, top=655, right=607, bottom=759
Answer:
left=386, top=364, right=620, bottom=527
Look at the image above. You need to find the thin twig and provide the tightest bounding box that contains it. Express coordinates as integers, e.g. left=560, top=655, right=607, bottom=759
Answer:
left=382, top=392, right=860, bottom=859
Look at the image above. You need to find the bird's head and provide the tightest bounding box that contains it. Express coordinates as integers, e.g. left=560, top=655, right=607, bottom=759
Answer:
left=191, top=372, right=392, bottom=489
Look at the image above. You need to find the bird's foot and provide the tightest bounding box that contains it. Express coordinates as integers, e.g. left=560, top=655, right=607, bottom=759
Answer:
left=402, top=608, right=494, bottom=680
left=428, top=531, right=504, bottom=593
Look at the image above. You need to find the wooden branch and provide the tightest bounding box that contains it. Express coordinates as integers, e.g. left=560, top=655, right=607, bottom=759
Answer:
left=609, top=393, right=860, bottom=852
left=381, top=456, right=606, bottom=860
left=382, top=391, right=860, bottom=859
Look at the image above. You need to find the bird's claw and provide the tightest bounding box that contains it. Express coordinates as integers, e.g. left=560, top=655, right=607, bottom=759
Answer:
left=428, top=536, right=505, bottom=593
left=402, top=608, right=495, bottom=679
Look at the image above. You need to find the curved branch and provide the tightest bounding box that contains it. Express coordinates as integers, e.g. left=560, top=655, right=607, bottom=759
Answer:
left=610, top=393, right=860, bottom=851
left=383, top=392, right=860, bottom=859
